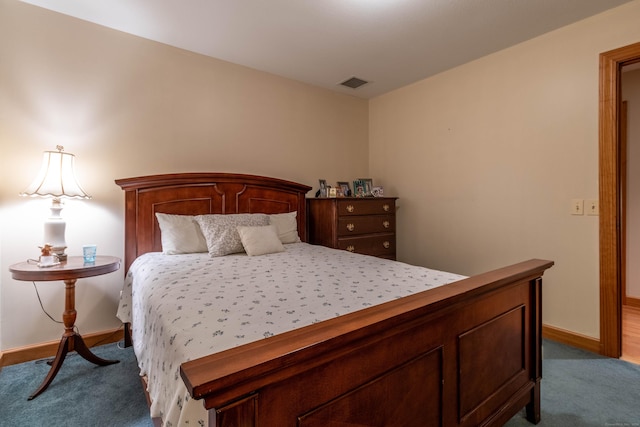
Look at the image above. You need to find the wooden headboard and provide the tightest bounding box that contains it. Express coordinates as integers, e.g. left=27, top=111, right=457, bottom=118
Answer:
left=115, top=173, right=312, bottom=271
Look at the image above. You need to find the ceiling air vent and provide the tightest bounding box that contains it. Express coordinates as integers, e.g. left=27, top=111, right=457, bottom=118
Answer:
left=339, top=76, right=368, bottom=89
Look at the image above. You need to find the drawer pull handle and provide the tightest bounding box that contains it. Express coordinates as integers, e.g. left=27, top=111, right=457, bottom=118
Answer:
left=346, top=245, right=355, bottom=252
left=383, top=241, right=390, bottom=249
left=383, top=204, right=390, bottom=212
left=347, top=223, right=355, bottom=232
left=383, top=220, right=390, bottom=229
left=347, top=205, right=355, bottom=213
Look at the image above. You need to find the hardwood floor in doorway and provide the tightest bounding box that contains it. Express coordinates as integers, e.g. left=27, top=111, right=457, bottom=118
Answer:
left=622, top=305, right=640, bottom=364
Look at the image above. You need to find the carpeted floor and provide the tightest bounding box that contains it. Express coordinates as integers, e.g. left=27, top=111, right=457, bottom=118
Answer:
left=0, top=342, right=152, bottom=427
left=505, top=340, right=640, bottom=426
left=1, top=339, right=639, bottom=426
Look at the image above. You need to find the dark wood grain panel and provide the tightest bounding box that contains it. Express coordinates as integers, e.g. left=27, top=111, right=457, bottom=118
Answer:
left=298, top=348, right=443, bottom=427
left=337, top=198, right=395, bottom=216
left=337, top=214, right=395, bottom=236
left=115, top=173, right=311, bottom=271
left=215, top=394, right=258, bottom=427
left=140, top=185, right=222, bottom=254
left=458, top=306, right=526, bottom=421
left=337, top=233, right=395, bottom=257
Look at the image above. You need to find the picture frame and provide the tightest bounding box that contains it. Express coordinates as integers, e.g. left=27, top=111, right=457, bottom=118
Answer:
left=328, top=187, right=338, bottom=198
left=336, top=181, right=351, bottom=197
left=318, top=179, right=328, bottom=197
left=353, top=179, right=364, bottom=197
left=358, top=178, right=373, bottom=197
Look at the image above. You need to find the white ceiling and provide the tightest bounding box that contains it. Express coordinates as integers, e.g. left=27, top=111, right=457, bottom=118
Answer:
left=21, top=0, right=633, bottom=98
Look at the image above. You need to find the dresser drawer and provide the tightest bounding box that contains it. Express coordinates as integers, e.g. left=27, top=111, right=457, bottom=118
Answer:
left=337, top=215, right=395, bottom=236
left=337, top=234, right=396, bottom=258
left=307, top=197, right=398, bottom=260
left=337, top=199, right=395, bottom=216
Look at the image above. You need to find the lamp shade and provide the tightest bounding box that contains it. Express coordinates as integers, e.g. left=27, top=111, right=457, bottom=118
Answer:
left=20, top=146, right=90, bottom=199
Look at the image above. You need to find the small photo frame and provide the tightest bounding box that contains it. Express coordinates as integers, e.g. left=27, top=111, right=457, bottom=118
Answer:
left=358, top=178, right=373, bottom=197
left=337, top=181, right=351, bottom=197
left=328, top=187, right=338, bottom=198
left=318, top=179, right=328, bottom=197
left=371, top=186, right=384, bottom=197
left=353, top=179, right=366, bottom=197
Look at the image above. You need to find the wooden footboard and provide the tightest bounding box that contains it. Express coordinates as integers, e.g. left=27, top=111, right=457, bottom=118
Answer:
left=181, top=258, right=553, bottom=427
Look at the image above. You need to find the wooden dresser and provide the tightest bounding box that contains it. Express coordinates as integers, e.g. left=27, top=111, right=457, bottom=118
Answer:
left=307, top=197, right=397, bottom=260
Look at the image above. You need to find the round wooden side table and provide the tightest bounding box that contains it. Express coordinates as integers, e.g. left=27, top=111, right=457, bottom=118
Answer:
left=9, top=255, right=121, bottom=400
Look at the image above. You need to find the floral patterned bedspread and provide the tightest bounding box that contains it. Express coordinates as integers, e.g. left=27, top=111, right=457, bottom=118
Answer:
left=116, top=243, right=466, bottom=427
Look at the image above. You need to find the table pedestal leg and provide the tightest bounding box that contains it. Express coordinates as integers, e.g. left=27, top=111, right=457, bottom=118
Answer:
left=28, top=278, right=119, bottom=400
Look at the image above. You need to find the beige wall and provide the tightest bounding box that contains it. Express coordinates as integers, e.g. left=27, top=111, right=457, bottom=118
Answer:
left=0, top=0, right=368, bottom=350
left=370, top=1, right=640, bottom=339
left=3, top=0, right=640, bottom=352
left=624, top=68, right=640, bottom=299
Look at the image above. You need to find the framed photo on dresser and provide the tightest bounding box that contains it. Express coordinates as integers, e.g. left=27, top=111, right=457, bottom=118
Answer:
left=337, top=181, right=351, bottom=197
left=354, top=178, right=373, bottom=197
left=318, top=179, right=328, bottom=197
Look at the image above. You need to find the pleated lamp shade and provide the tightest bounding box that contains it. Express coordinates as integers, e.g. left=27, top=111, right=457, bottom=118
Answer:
left=20, top=146, right=90, bottom=260
left=20, top=147, right=90, bottom=199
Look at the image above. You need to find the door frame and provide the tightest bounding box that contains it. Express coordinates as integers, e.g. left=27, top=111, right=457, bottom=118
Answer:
left=599, top=42, right=640, bottom=358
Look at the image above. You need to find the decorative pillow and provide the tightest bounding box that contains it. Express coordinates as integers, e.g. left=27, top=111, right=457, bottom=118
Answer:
left=155, top=213, right=208, bottom=254
left=195, top=213, right=269, bottom=257
left=237, top=225, right=285, bottom=256
left=269, top=211, right=301, bottom=244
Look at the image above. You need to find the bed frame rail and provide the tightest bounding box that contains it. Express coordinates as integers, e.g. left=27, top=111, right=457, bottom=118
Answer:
left=181, top=258, right=553, bottom=427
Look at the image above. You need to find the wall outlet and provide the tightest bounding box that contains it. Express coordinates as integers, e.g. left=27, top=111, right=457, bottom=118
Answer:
left=586, top=199, right=599, bottom=216
left=571, top=199, right=584, bottom=215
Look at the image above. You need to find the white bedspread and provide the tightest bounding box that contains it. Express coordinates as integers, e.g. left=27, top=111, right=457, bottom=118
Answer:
left=116, top=243, right=465, bottom=427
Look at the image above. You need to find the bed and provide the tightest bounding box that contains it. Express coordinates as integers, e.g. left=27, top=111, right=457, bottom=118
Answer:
left=115, top=172, right=553, bottom=427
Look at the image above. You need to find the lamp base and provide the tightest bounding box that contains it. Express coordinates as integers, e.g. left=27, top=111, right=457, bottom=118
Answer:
left=48, top=245, right=67, bottom=261
left=44, top=199, right=68, bottom=262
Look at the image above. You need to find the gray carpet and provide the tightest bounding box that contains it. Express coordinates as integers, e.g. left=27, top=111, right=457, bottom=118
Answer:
left=505, top=340, right=640, bottom=426
left=0, top=342, right=153, bottom=427
left=1, top=339, right=639, bottom=426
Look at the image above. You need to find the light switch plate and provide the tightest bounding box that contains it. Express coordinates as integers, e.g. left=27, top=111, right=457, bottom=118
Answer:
left=571, top=199, right=584, bottom=215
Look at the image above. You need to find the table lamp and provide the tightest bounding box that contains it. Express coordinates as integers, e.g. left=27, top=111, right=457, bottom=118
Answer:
left=20, top=145, right=91, bottom=261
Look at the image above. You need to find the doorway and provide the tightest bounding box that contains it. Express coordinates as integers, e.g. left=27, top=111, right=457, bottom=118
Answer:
left=599, top=41, right=640, bottom=358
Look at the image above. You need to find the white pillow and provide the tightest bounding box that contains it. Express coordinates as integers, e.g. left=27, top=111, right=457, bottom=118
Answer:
left=155, top=213, right=208, bottom=254
left=269, top=211, right=301, bottom=244
left=237, top=225, right=285, bottom=256
left=195, top=213, right=269, bottom=257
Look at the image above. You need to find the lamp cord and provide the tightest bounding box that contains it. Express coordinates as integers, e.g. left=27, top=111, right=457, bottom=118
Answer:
left=32, top=281, right=64, bottom=325
left=31, top=281, right=126, bottom=350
